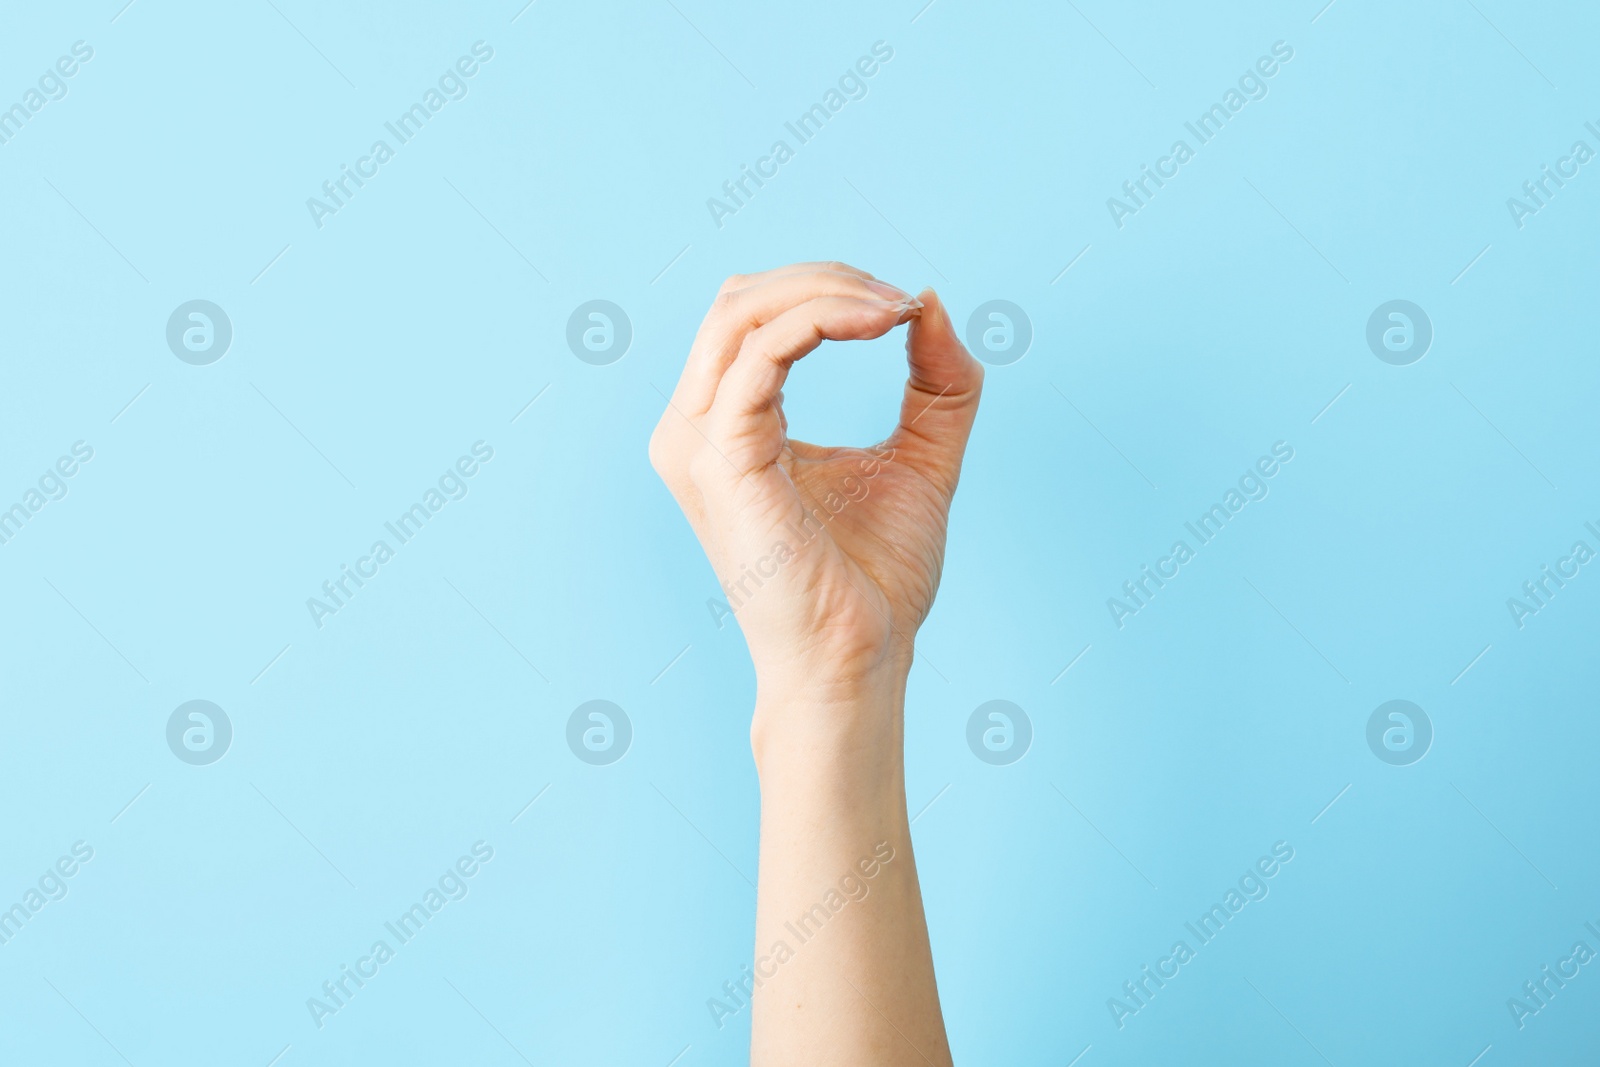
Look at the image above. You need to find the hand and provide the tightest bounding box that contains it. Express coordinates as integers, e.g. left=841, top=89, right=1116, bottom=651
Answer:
left=649, top=262, right=984, bottom=703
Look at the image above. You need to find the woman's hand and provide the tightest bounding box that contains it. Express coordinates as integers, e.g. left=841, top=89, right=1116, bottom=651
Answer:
left=649, top=262, right=984, bottom=703
left=651, top=261, right=977, bottom=1066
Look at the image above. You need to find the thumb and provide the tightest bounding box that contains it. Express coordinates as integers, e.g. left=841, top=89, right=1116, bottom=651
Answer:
left=891, top=288, right=984, bottom=479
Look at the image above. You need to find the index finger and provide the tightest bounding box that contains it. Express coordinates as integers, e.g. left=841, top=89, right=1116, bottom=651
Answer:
left=671, top=262, right=886, bottom=413
left=701, top=295, right=921, bottom=478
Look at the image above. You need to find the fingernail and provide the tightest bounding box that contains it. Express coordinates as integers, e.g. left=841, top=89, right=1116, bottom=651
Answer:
left=865, top=279, right=914, bottom=301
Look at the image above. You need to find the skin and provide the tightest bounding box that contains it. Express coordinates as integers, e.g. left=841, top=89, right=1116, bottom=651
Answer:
left=650, top=261, right=983, bottom=1065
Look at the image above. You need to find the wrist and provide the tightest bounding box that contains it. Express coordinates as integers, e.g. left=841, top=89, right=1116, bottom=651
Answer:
left=749, top=664, right=908, bottom=780
left=747, top=635, right=914, bottom=702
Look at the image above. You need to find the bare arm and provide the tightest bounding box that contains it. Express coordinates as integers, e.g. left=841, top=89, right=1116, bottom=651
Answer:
left=750, top=677, right=948, bottom=1064
left=650, top=262, right=983, bottom=1064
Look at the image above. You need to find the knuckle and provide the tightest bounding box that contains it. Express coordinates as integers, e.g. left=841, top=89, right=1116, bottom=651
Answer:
left=647, top=421, right=672, bottom=477
left=717, top=273, right=747, bottom=296
left=649, top=415, right=694, bottom=480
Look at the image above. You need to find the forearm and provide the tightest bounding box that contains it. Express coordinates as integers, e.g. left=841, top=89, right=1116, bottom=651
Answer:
left=748, top=671, right=952, bottom=1066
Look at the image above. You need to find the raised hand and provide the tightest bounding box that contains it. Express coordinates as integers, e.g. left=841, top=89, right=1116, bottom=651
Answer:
left=649, top=262, right=984, bottom=698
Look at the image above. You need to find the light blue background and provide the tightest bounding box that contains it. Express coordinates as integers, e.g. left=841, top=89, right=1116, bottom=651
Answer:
left=1, top=1, right=1597, bottom=1064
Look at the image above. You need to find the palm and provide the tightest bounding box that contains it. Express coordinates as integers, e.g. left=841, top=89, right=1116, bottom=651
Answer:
left=759, top=438, right=956, bottom=666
